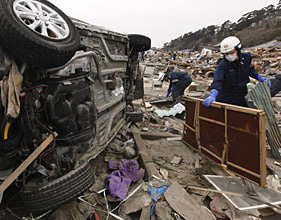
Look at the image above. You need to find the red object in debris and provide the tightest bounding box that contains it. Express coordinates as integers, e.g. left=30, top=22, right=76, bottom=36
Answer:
left=20, top=91, right=27, bottom=97
left=92, top=212, right=99, bottom=220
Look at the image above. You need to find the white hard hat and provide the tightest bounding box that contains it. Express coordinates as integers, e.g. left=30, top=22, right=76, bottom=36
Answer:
left=158, top=72, right=166, bottom=81
left=220, top=36, right=241, bottom=54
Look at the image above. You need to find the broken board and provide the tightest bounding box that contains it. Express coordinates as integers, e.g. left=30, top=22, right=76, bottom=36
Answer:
left=182, top=97, right=267, bottom=187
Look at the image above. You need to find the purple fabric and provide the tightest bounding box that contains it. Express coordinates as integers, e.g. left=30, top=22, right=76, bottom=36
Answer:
left=119, top=159, right=143, bottom=182
left=105, top=159, right=144, bottom=200
left=104, top=170, right=132, bottom=200
left=109, top=160, right=119, bottom=170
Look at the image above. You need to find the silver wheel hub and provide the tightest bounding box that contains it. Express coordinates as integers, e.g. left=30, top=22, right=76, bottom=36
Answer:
left=13, top=0, right=70, bottom=40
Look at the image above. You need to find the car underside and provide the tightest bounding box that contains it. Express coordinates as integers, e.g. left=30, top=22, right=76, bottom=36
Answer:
left=0, top=0, right=150, bottom=213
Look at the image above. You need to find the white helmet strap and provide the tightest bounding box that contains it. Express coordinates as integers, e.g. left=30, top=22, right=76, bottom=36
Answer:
left=236, top=42, right=241, bottom=49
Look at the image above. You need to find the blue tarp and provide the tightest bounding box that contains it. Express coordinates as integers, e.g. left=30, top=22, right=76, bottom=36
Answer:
left=180, top=49, right=193, bottom=52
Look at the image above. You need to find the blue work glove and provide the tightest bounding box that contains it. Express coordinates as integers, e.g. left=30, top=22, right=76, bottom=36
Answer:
left=203, top=89, right=219, bottom=107
left=165, top=91, right=170, bottom=98
left=257, top=74, right=271, bottom=87
left=165, top=85, right=173, bottom=98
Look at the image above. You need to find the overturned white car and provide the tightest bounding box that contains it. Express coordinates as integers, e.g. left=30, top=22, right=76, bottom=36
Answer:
left=0, top=0, right=150, bottom=213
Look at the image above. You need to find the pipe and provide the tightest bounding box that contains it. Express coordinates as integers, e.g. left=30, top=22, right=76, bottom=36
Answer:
left=46, top=51, right=110, bottom=84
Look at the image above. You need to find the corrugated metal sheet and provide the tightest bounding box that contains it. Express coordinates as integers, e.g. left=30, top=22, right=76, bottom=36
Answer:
left=246, top=82, right=281, bottom=159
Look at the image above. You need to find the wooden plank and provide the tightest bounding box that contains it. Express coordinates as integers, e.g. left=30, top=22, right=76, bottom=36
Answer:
left=148, top=124, right=182, bottom=130
left=182, top=126, right=198, bottom=150
left=223, top=108, right=228, bottom=165
left=227, top=125, right=259, bottom=137
left=182, top=122, right=195, bottom=133
left=182, top=140, right=198, bottom=152
left=195, top=101, right=201, bottom=151
left=182, top=97, right=263, bottom=115
left=0, top=132, right=58, bottom=195
left=199, top=116, right=225, bottom=126
left=259, top=112, right=267, bottom=187
left=221, top=146, right=226, bottom=165
left=201, top=146, right=223, bottom=163
left=227, top=161, right=260, bottom=178
left=133, top=133, right=160, bottom=178
left=262, top=57, right=278, bottom=62
left=137, top=131, right=180, bottom=139
left=225, top=106, right=262, bottom=115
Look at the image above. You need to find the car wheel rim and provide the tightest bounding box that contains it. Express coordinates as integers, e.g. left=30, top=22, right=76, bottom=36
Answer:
left=13, top=0, right=70, bottom=40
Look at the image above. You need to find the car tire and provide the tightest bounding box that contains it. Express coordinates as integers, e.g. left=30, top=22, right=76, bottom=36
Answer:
left=0, top=0, right=80, bottom=68
left=20, top=162, right=95, bottom=213
left=205, top=71, right=215, bottom=78
left=128, top=34, right=151, bottom=52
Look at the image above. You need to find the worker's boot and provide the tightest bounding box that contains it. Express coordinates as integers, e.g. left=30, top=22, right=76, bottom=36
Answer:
left=176, top=96, right=185, bottom=105
left=168, top=98, right=178, bottom=108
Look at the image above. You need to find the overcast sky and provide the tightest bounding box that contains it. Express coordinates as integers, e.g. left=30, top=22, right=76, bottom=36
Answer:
left=48, top=0, right=279, bottom=48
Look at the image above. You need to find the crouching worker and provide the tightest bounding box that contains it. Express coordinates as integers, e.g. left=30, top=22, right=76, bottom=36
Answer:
left=204, top=36, right=271, bottom=107
left=270, top=74, right=281, bottom=97
left=160, top=68, right=192, bottom=102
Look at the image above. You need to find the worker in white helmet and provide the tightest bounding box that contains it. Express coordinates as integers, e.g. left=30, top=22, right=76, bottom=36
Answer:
left=204, top=36, right=271, bottom=107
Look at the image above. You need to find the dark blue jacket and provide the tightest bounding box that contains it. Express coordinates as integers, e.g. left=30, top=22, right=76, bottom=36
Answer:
left=271, top=74, right=281, bottom=97
left=166, top=71, right=192, bottom=99
left=167, top=71, right=189, bottom=92
left=211, top=52, right=258, bottom=105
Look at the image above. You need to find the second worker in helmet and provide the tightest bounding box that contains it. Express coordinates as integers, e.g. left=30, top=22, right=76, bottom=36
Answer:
left=204, top=36, right=271, bottom=107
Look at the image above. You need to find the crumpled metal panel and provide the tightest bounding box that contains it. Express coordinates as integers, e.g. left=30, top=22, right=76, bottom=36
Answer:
left=246, top=82, right=281, bottom=159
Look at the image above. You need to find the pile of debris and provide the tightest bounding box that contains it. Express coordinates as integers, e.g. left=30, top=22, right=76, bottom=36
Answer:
left=141, top=46, right=281, bottom=121
left=3, top=46, right=281, bottom=219
left=40, top=104, right=281, bottom=220
left=44, top=46, right=281, bottom=220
